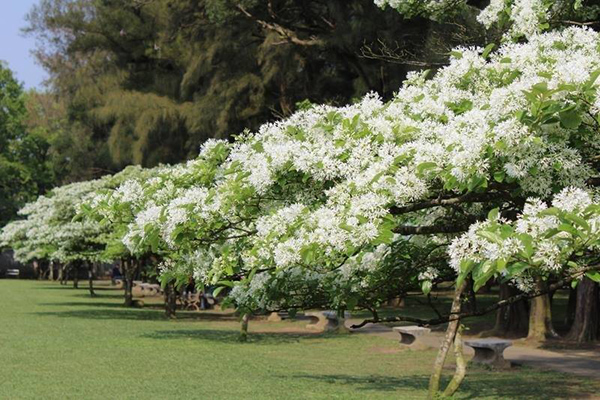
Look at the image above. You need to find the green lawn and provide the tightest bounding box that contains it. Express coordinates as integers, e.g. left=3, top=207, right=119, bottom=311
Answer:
left=0, top=280, right=597, bottom=399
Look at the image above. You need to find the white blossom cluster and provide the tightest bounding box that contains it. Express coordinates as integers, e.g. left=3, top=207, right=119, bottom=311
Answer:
left=4, top=14, right=600, bottom=313
left=449, top=187, right=600, bottom=284
left=377, top=0, right=585, bottom=39
left=110, top=27, right=600, bottom=299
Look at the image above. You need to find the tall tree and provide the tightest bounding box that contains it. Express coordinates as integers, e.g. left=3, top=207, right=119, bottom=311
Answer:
left=0, top=63, right=54, bottom=226
left=24, top=0, right=481, bottom=178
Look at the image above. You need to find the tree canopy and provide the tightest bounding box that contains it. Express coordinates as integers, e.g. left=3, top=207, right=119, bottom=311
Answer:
left=0, top=64, right=54, bottom=226
left=4, top=0, right=600, bottom=398
left=24, top=0, right=486, bottom=179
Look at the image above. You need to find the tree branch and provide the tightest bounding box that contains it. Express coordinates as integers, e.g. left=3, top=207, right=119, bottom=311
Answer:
left=390, top=191, right=514, bottom=215
left=351, top=265, right=599, bottom=329
left=237, top=5, right=324, bottom=47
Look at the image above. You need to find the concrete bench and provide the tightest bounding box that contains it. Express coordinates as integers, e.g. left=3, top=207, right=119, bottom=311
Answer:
left=464, top=338, right=513, bottom=368
left=139, top=283, right=162, bottom=297
left=305, top=310, right=349, bottom=333
left=393, top=326, right=431, bottom=350
left=6, top=269, right=19, bottom=278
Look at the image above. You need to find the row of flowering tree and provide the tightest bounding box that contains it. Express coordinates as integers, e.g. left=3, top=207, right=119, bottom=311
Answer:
left=3, top=0, right=600, bottom=397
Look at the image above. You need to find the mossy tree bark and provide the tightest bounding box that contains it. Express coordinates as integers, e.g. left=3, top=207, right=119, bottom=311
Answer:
left=527, top=278, right=558, bottom=342
left=239, top=313, right=250, bottom=342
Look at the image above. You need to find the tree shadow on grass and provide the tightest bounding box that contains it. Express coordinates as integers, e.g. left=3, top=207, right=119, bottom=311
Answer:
left=33, top=308, right=237, bottom=322
left=38, top=301, right=126, bottom=308
left=292, top=369, right=593, bottom=399
left=290, top=373, right=428, bottom=393
left=142, top=329, right=340, bottom=345
left=32, top=285, right=118, bottom=291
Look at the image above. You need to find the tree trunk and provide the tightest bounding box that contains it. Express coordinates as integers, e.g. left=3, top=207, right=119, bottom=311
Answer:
left=566, top=278, right=599, bottom=343
left=72, top=263, right=79, bottom=289
left=428, top=282, right=466, bottom=399
left=33, top=260, right=40, bottom=280
left=565, top=287, right=577, bottom=327
left=484, top=283, right=528, bottom=338
left=87, top=262, right=96, bottom=297
left=49, top=261, right=54, bottom=281
left=464, top=277, right=477, bottom=314
left=239, top=313, right=250, bottom=342
left=527, top=278, right=558, bottom=342
left=122, top=258, right=141, bottom=307
left=443, top=325, right=467, bottom=397
left=164, top=282, right=177, bottom=319
left=58, top=263, right=65, bottom=284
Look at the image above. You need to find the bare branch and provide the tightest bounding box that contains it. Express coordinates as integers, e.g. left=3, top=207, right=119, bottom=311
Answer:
left=237, top=5, right=324, bottom=47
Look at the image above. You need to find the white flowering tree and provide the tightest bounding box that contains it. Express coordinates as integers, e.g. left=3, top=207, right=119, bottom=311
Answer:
left=78, top=165, right=164, bottom=305
left=1, top=179, right=108, bottom=295
left=3, top=0, right=600, bottom=397
left=450, top=187, right=600, bottom=341
left=142, top=1, right=600, bottom=396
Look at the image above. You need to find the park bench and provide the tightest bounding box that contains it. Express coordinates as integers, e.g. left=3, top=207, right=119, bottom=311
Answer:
left=392, top=326, right=431, bottom=350
left=305, top=310, right=349, bottom=332
left=139, top=283, right=162, bottom=297
left=463, top=338, right=513, bottom=368
left=267, top=311, right=291, bottom=322
left=6, top=269, right=19, bottom=278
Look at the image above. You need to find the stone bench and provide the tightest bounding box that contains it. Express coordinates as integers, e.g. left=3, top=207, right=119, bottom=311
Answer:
left=305, top=310, right=350, bottom=333
left=139, top=283, right=162, bottom=297
left=464, top=338, right=513, bottom=368
left=6, top=269, right=19, bottom=278
left=392, top=326, right=431, bottom=350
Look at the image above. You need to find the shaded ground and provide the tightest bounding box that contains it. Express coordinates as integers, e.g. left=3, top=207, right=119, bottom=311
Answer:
left=1, top=280, right=599, bottom=399
left=349, top=320, right=600, bottom=379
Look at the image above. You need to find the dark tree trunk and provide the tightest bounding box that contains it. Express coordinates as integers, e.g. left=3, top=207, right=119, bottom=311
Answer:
left=72, top=263, right=79, bottom=289
left=484, top=283, right=528, bottom=338
left=58, top=263, right=65, bottom=284
left=527, top=278, right=559, bottom=342
left=164, top=282, right=177, bottom=318
left=565, top=287, right=577, bottom=327
left=87, top=262, right=96, bottom=297
left=123, top=258, right=138, bottom=307
left=464, top=277, right=477, bottom=314
left=566, top=278, right=599, bottom=343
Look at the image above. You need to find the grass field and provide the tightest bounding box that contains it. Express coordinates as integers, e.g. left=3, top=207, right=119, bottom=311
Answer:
left=0, top=280, right=598, bottom=399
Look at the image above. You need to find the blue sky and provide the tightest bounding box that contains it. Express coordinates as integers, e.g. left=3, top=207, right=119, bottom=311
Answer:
left=0, top=0, right=46, bottom=89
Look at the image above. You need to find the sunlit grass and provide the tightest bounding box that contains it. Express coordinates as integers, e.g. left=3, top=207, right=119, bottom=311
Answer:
left=0, top=280, right=596, bottom=399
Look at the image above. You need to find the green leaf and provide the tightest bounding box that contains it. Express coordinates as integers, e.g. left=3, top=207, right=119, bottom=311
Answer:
left=493, top=170, right=505, bottom=183
left=584, top=68, right=600, bottom=90
left=487, top=208, right=499, bottom=221
left=421, top=280, right=432, bottom=295
left=571, top=279, right=579, bottom=289
left=416, top=162, right=437, bottom=175
left=212, top=286, right=227, bottom=297
left=559, top=109, right=582, bottom=129
left=373, top=228, right=394, bottom=245
left=564, top=213, right=590, bottom=232
left=585, top=270, right=600, bottom=283
left=482, top=43, right=495, bottom=59
left=518, top=234, right=534, bottom=258
left=478, top=230, right=503, bottom=244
